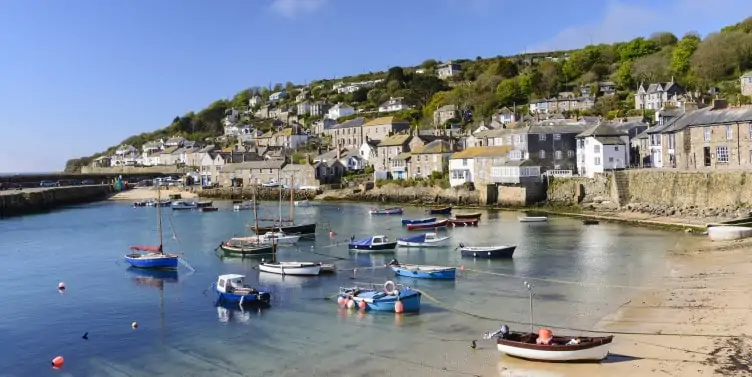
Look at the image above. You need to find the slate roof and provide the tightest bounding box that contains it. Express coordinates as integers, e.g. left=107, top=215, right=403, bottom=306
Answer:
left=363, top=116, right=408, bottom=127
left=450, top=146, right=513, bottom=159
left=332, top=117, right=366, bottom=129
left=377, top=134, right=411, bottom=147
left=594, top=136, right=625, bottom=145
left=411, top=140, right=451, bottom=154
left=577, top=123, right=626, bottom=138
left=663, top=106, right=752, bottom=133
left=225, top=160, right=286, bottom=170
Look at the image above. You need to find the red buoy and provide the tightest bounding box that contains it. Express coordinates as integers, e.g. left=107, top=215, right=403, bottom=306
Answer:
left=347, top=299, right=355, bottom=309
left=394, top=300, right=404, bottom=313
left=337, top=296, right=345, bottom=306
left=52, top=356, right=64, bottom=368
left=358, top=300, right=367, bottom=310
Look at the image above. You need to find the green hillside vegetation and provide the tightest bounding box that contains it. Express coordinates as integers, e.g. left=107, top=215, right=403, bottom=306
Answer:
left=65, top=17, right=752, bottom=172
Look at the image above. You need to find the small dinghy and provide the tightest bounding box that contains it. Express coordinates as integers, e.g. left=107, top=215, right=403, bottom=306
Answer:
left=219, top=238, right=275, bottom=257
left=214, top=274, right=271, bottom=306
left=459, top=243, right=516, bottom=259
left=338, top=281, right=421, bottom=312
left=201, top=206, right=219, bottom=212
left=401, top=217, right=436, bottom=226
left=448, top=217, right=479, bottom=226
left=428, top=206, right=452, bottom=215
left=133, top=201, right=148, bottom=207
left=233, top=201, right=255, bottom=211
left=582, top=219, right=599, bottom=225
left=388, top=259, right=456, bottom=280
left=454, top=212, right=481, bottom=220
left=397, top=232, right=450, bottom=247
left=172, top=201, right=196, bottom=210
left=348, top=235, right=397, bottom=252
left=258, top=261, right=322, bottom=276
left=406, top=219, right=449, bottom=231
left=484, top=325, right=614, bottom=362
left=369, top=207, right=403, bottom=215
left=194, top=200, right=213, bottom=208
left=518, top=216, right=548, bottom=222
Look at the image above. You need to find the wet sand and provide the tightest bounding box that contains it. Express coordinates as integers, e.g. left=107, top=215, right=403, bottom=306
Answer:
left=108, top=187, right=198, bottom=200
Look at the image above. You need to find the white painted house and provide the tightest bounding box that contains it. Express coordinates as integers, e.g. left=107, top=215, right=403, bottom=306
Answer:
left=327, top=103, right=355, bottom=120
left=448, top=152, right=475, bottom=187
left=249, top=95, right=263, bottom=107
left=269, top=90, right=286, bottom=102
left=576, top=123, right=629, bottom=178
left=378, top=97, right=409, bottom=113
left=111, top=145, right=139, bottom=166
left=359, top=139, right=379, bottom=166
left=297, top=101, right=311, bottom=115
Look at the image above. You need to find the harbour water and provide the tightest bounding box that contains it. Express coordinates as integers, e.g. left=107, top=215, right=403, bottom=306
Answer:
left=0, top=201, right=682, bottom=376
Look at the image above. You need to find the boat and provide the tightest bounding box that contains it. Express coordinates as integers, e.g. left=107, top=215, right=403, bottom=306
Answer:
left=258, top=261, right=322, bottom=276
left=201, top=206, right=219, bottom=212
left=454, top=212, right=482, bottom=220
left=251, top=174, right=316, bottom=237
left=220, top=188, right=276, bottom=257
left=194, top=200, right=213, bottom=208
left=233, top=201, right=255, bottom=211
left=397, top=232, right=450, bottom=247
left=459, top=243, right=516, bottom=259
left=124, top=186, right=180, bottom=270
left=338, top=281, right=421, bottom=312
left=518, top=216, right=548, bottom=222
left=213, top=274, right=271, bottom=306
left=133, top=201, right=147, bottom=207
left=387, top=259, right=456, bottom=280
left=146, top=199, right=171, bottom=207
left=582, top=219, right=600, bottom=225
left=243, top=231, right=301, bottom=245
left=448, top=217, right=479, bottom=227
left=428, top=206, right=452, bottom=215
left=369, top=207, right=403, bottom=215
left=171, top=201, right=196, bottom=210
left=348, top=235, right=397, bottom=252
left=483, top=326, right=614, bottom=362
left=406, top=219, right=448, bottom=231
left=401, top=217, right=436, bottom=226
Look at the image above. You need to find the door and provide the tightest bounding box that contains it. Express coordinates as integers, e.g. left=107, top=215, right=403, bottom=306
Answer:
left=703, top=147, right=711, bottom=167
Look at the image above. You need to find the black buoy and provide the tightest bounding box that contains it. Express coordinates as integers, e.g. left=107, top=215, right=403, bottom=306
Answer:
left=82, top=332, right=89, bottom=340
left=470, top=340, right=477, bottom=349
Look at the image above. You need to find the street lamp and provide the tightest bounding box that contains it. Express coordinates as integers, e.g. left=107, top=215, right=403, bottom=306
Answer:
left=524, top=281, right=534, bottom=333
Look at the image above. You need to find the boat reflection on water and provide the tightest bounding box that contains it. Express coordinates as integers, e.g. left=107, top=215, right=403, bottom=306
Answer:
left=216, top=305, right=260, bottom=324
left=126, top=267, right=179, bottom=288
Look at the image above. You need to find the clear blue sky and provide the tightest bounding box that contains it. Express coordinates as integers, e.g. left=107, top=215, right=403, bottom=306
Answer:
left=0, top=0, right=749, bottom=172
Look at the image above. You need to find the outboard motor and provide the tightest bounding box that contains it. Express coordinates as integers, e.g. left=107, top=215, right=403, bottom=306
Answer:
left=500, top=324, right=510, bottom=339
left=458, top=242, right=465, bottom=248
left=388, top=259, right=399, bottom=266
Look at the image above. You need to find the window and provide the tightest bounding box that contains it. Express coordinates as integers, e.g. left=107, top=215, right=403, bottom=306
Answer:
left=593, top=144, right=601, bottom=153
left=539, top=150, right=546, bottom=159
left=553, top=133, right=561, bottom=141
left=555, top=150, right=562, bottom=160
left=268, top=169, right=273, bottom=174
left=717, top=146, right=729, bottom=164
left=594, top=157, right=601, bottom=165
left=514, top=135, right=520, bottom=143
left=539, top=134, right=546, bottom=141
left=567, top=150, right=574, bottom=158
left=614, top=146, right=619, bottom=151
left=704, top=128, right=711, bottom=141
left=726, top=125, right=733, bottom=140
left=608, top=157, right=614, bottom=163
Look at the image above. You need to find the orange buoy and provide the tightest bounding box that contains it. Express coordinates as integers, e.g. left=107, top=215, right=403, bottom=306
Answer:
left=358, top=300, right=367, bottom=310
left=394, top=300, right=404, bottom=313
left=52, top=356, right=64, bottom=368
left=58, top=282, right=66, bottom=290
left=459, top=265, right=465, bottom=271
left=337, top=296, right=346, bottom=306
left=329, top=231, right=334, bottom=238
left=347, top=299, right=355, bottom=309
left=131, top=321, right=138, bottom=329
left=537, top=328, right=553, bottom=345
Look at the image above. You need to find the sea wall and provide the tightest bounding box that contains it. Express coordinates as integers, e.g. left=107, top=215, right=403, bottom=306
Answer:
left=80, top=166, right=188, bottom=175
left=197, top=187, right=319, bottom=201
left=0, top=185, right=113, bottom=217
left=318, top=183, right=481, bottom=206
left=546, top=174, right=612, bottom=204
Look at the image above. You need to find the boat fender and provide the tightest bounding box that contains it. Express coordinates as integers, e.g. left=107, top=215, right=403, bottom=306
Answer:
left=383, top=280, right=396, bottom=294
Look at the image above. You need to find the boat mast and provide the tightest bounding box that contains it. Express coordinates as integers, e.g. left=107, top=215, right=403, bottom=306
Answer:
left=253, top=184, right=259, bottom=241
left=524, top=281, right=534, bottom=333
left=289, top=173, right=294, bottom=224
left=157, top=184, right=163, bottom=254
left=277, top=169, right=282, bottom=226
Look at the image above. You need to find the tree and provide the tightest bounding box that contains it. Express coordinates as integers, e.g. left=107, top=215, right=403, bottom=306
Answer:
left=691, top=31, right=752, bottom=84
left=231, top=89, right=250, bottom=109
left=422, top=91, right=452, bottom=120
left=562, top=45, right=601, bottom=80
left=496, top=78, right=526, bottom=106
left=721, top=17, right=752, bottom=34
left=613, top=61, right=634, bottom=89
left=285, top=82, right=296, bottom=91
left=367, top=88, right=388, bottom=107
left=406, top=74, right=448, bottom=109
left=420, top=59, right=438, bottom=70
left=386, top=66, right=406, bottom=84
left=518, top=71, right=540, bottom=99
left=619, top=37, right=659, bottom=61
left=386, top=80, right=403, bottom=95
left=649, top=32, right=678, bottom=47
left=631, top=50, right=672, bottom=83
left=272, top=83, right=284, bottom=92
left=347, top=87, right=369, bottom=103
left=487, top=59, right=518, bottom=79
left=537, top=61, right=563, bottom=97
left=670, top=34, right=701, bottom=76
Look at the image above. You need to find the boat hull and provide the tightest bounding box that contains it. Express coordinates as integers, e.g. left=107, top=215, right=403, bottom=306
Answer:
left=460, top=246, right=516, bottom=259
left=219, top=243, right=275, bottom=257
left=349, top=242, right=398, bottom=252
left=391, top=266, right=456, bottom=280
left=448, top=218, right=479, bottom=226
left=214, top=286, right=271, bottom=306
left=406, top=219, right=449, bottom=231
left=258, top=263, right=321, bottom=276
left=345, top=290, right=422, bottom=312
left=454, top=212, right=481, bottom=219
left=497, top=341, right=612, bottom=362
left=201, top=207, right=219, bottom=212
left=401, top=217, right=436, bottom=225
left=124, top=254, right=179, bottom=269
left=252, top=223, right=316, bottom=237
left=369, top=208, right=403, bottom=215
left=518, top=216, right=548, bottom=222
left=396, top=237, right=450, bottom=247
left=428, top=207, right=452, bottom=215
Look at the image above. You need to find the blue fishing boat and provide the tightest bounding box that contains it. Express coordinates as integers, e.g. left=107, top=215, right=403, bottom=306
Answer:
left=369, top=207, right=403, bottom=215
left=124, top=186, right=180, bottom=270
left=428, top=206, right=452, bottom=215
left=387, top=259, right=456, bottom=280
left=348, top=235, right=397, bottom=252
left=397, top=232, right=451, bottom=247
left=401, top=217, right=436, bottom=226
left=213, top=274, right=271, bottom=306
left=338, top=281, right=421, bottom=312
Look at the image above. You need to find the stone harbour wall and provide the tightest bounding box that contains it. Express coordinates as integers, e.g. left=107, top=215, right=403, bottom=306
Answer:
left=318, top=183, right=481, bottom=206
left=198, top=187, right=319, bottom=201
left=0, top=185, right=113, bottom=217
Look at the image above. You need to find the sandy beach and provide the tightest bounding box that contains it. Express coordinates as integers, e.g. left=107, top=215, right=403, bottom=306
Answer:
left=108, top=187, right=198, bottom=200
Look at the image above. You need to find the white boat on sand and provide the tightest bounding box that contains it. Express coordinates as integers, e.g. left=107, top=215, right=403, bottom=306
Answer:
left=484, top=326, right=613, bottom=362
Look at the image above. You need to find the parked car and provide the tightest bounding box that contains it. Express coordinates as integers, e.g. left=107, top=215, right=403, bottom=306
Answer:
left=40, top=180, right=58, bottom=187
left=80, top=179, right=95, bottom=185
left=0, top=182, right=23, bottom=190
left=56, top=180, right=73, bottom=186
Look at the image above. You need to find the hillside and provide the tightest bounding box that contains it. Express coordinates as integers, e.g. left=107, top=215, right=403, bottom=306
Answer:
left=65, top=17, right=752, bottom=172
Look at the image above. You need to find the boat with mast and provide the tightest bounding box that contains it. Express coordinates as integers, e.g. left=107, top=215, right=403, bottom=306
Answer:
left=219, top=184, right=276, bottom=257
left=124, top=186, right=180, bottom=269
left=251, top=174, right=316, bottom=237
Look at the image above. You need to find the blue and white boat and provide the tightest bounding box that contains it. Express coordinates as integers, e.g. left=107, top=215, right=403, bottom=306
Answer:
left=172, top=201, right=197, bottom=210
left=388, top=259, right=456, bottom=280
left=124, top=186, right=180, bottom=270
left=348, top=235, right=397, bottom=252
left=338, top=281, right=421, bottom=312
left=214, top=274, right=271, bottom=306
left=397, top=232, right=451, bottom=247
left=401, top=217, right=436, bottom=226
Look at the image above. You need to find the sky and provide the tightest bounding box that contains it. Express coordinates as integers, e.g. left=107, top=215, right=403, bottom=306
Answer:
left=0, top=0, right=750, bottom=173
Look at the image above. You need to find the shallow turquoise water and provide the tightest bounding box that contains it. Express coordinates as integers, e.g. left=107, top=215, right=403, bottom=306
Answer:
left=0, top=201, right=681, bottom=376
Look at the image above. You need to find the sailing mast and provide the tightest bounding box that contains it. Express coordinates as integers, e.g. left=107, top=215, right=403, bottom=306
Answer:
left=289, top=173, right=294, bottom=225
left=157, top=184, right=163, bottom=254
left=277, top=170, right=282, bottom=228
left=252, top=185, right=259, bottom=245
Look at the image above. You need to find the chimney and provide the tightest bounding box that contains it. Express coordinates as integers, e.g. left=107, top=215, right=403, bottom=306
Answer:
left=683, top=101, right=699, bottom=112
left=336, top=147, right=341, bottom=161
left=711, top=99, right=728, bottom=111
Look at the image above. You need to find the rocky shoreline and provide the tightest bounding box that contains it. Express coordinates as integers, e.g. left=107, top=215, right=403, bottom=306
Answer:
left=623, top=202, right=752, bottom=220
left=197, top=187, right=318, bottom=201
